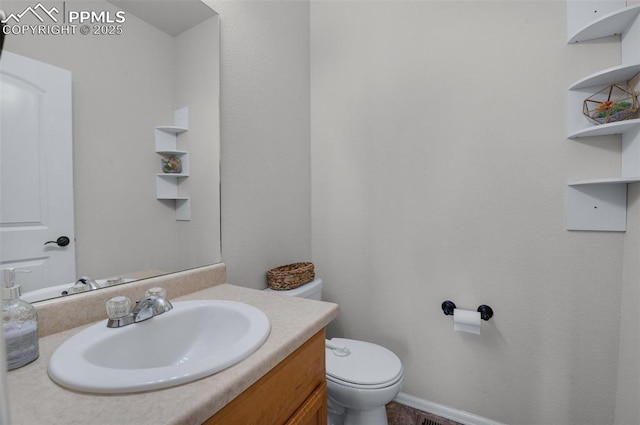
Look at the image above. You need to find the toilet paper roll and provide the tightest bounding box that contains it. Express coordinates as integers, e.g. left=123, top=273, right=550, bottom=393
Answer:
left=453, top=308, right=481, bottom=335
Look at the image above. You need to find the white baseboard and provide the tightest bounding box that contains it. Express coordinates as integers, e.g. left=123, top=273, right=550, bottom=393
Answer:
left=394, top=392, right=506, bottom=425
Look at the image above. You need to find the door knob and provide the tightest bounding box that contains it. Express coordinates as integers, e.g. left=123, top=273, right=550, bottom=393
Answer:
left=44, top=236, right=70, bottom=247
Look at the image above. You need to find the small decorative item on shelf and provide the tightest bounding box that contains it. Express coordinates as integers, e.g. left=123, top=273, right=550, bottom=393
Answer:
left=583, top=82, right=638, bottom=125
left=161, top=155, right=182, bottom=173
left=267, top=262, right=315, bottom=290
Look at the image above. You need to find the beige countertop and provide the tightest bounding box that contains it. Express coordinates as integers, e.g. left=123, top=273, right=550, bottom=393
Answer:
left=6, top=280, right=339, bottom=425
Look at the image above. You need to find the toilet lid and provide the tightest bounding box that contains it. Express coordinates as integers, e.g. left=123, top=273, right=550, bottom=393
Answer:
left=325, top=338, right=403, bottom=386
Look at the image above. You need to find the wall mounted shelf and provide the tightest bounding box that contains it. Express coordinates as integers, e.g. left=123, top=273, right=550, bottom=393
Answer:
left=568, top=3, right=640, bottom=43
left=566, top=2, right=640, bottom=231
left=155, top=107, right=191, bottom=221
left=569, top=176, right=640, bottom=186
left=569, top=63, right=640, bottom=90
left=566, top=65, right=640, bottom=139
left=567, top=118, right=640, bottom=139
left=566, top=184, right=627, bottom=231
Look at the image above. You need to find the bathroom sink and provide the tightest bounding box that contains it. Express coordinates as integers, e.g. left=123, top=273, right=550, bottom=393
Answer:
left=48, top=300, right=271, bottom=394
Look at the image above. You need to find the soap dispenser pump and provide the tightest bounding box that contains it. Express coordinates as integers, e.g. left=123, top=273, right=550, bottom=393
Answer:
left=2, top=268, right=39, bottom=370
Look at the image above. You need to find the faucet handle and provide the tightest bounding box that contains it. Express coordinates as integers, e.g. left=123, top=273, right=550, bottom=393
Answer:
left=106, top=296, right=131, bottom=319
left=146, top=287, right=166, bottom=298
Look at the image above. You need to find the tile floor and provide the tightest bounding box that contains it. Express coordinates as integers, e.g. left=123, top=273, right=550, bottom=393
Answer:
left=386, top=401, right=462, bottom=425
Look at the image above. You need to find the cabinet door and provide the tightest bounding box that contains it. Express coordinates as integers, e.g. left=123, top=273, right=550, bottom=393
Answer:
left=204, top=330, right=325, bottom=425
left=285, top=382, right=327, bottom=425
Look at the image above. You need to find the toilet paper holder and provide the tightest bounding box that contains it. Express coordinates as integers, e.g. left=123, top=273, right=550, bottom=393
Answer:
left=441, top=300, right=493, bottom=321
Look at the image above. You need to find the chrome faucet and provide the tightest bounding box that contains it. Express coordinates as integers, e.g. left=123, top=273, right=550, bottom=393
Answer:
left=75, top=276, right=100, bottom=290
left=61, top=276, right=101, bottom=296
left=131, top=294, right=173, bottom=322
left=106, top=288, right=173, bottom=328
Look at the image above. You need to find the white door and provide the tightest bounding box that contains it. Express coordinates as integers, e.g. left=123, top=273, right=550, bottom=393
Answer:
left=0, top=51, right=75, bottom=293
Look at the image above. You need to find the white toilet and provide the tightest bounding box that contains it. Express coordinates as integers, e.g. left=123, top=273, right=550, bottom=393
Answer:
left=264, top=278, right=403, bottom=425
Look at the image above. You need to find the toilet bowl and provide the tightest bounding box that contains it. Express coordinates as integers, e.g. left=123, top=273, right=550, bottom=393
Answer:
left=325, top=337, right=403, bottom=425
left=264, top=278, right=403, bottom=425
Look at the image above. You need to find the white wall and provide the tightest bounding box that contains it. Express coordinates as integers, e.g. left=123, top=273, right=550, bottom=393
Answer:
left=213, top=0, right=312, bottom=288
left=310, top=1, right=625, bottom=424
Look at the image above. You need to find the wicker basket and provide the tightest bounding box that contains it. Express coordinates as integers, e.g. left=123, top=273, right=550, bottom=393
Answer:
left=583, top=83, right=638, bottom=125
left=267, top=262, right=315, bottom=291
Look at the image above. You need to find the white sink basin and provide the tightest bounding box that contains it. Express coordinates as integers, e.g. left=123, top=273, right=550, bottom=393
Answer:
left=48, top=300, right=270, bottom=394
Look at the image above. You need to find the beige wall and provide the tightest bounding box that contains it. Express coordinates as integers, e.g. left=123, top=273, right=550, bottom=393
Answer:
left=614, top=3, right=640, bottom=415
left=615, top=182, right=640, bottom=424
left=214, top=0, right=312, bottom=288
left=215, top=0, right=639, bottom=422
left=173, top=15, right=222, bottom=271
left=4, top=1, right=221, bottom=281
left=310, top=1, right=625, bottom=424
left=215, top=0, right=640, bottom=422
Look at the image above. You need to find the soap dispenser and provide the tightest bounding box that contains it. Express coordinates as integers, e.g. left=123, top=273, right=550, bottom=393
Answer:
left=2, top=268, right=39, bottom=370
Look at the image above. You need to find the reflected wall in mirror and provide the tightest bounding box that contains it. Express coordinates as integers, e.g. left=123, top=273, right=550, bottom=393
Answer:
left=0, top=0, right=221, bottom=302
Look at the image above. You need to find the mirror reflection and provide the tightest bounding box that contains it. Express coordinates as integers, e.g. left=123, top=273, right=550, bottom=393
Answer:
left=0, top=0, right=221, bottom=303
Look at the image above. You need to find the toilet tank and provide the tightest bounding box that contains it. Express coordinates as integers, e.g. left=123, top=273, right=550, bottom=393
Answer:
left=262, top=278, right=323, bottom=301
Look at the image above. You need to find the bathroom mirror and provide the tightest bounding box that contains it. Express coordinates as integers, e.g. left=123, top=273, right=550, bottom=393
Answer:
left=0, top=0, right=221, bottom=302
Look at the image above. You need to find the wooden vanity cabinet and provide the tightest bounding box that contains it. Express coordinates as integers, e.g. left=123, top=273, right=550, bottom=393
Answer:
left=204, top=330, right=327, bottom=425
left=284, top=381, right=327, bottom=425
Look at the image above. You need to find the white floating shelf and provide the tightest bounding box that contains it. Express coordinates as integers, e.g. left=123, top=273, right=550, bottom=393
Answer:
left=567, top=119, right=640, bottom=139
left=154, top=107, right=191, bottom=221
left=569, top=176, right=640, bottom=186
left=569, top=63, right=640, bottom=90
left=567, top=184, right=627, bottom=231
left=568, top=4, right=640, bottom=43
left=156, top=149, right=188, bottom=155
left=156, top=174, right=187, bottom=197
left=157, top=152, right=189, bottom=176
left=156, top=173, right=189, bottom=178
left=567, top=61, right=640, bottom=139
left=566, top=2, right=640, bottom=231
left=156, top=196, right=192, bottom=221
left=155, top=129, right=186, bottom=152
left=155, top=126, right=188, bottom=134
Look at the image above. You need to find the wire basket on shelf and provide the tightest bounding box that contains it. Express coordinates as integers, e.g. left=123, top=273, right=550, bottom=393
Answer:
left=267, top=262, right=315, bottom=291
left=583, top=83, right=638, bottom=125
